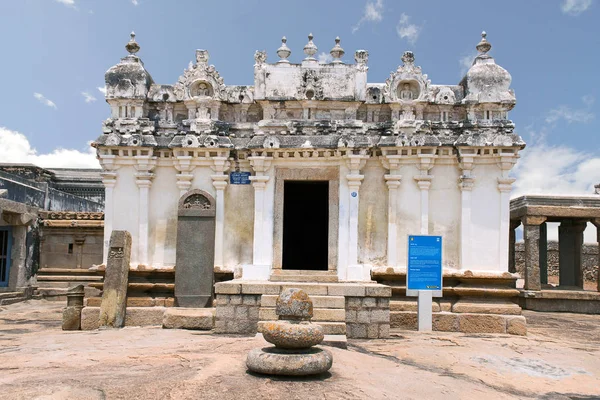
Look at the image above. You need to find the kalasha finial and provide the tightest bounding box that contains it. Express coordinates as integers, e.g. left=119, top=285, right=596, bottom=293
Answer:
left=125, top=31, right=140, bottom=55
left=303, top=33, right=318, bottom=60
left=277, top=36, right=291, bottom=63
left=476, top=31, right=492, bottom=55
left=401, top=51, right=415, bottom=66
left=329, top=36, right=345, bottom=64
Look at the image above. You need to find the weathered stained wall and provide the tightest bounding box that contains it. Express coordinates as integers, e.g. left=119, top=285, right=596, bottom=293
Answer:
left=358, top=160, right=387, bottom=266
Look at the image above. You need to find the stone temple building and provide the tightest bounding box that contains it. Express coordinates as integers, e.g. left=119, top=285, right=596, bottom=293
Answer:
left=89, top=32, right=528, bottom=336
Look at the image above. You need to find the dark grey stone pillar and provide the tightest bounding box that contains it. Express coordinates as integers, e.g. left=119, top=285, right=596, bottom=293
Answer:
left=594, top=220, right=600, bottom=292
left=509, top=220, right=520, bottom=274
left=559, top=220, right=586, bottom=288
left=522, top=216, right=546, bottom=291
left=539, top=222, right=548, bottom=285
left=99, top=230, right=132, bottom=328
left=175, top=190, right=216, bottom=308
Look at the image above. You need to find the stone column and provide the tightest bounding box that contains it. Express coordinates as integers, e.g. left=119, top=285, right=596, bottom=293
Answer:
left=174, top=155, right=194, bottom=197
left=509, top=220, right=521, bottom=274
left=414, top=155, right=435, bottom=235
left=100, top=172, right=117, bottom=265
left=458, top=176, right=474, bottom=269
left=134, top=157, right=155, bottom=268
left=593, top=219, right=600, bottom=292
left=559, top=219, right=587, bottom=288
left=345, top=155, right=367, bottom=280
left=383, top=158, right=401, bottom=267
left=211, top=156, right=230, bottom=269
left=498, top=177, right=516, bottom=271
left=245, top=156, right=272, bottom=280
left=539, top=222, right=548, bottom=285
left=522, top=216, right=547, bottom=291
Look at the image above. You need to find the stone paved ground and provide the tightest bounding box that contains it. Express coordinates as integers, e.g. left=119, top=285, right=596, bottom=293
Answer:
left=0, top=300, right=599, bottom=400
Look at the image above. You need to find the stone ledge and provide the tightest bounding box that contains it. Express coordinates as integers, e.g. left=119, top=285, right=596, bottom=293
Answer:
left=81, top=306, right=166, bottom=330
left=162, top=308, right=215, bottom=330
left=215, top=281, right=392, bottom=297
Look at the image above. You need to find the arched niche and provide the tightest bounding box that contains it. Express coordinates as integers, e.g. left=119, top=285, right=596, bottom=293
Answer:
left=175, top=189, right=216, bottom=308
left=189, top=80, right=214, bottom=98
left=396, top=80, right=420, bottom=101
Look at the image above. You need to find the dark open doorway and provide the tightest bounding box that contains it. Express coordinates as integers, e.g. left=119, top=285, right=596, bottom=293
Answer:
left=282, top=181, right=329, bottom=271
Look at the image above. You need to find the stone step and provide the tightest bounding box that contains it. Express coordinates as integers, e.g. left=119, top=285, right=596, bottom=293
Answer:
left=0, top=291, right=24, bottom=300
left=88, top=282, right=174, bottom=291
left=85, top=296, right=176, bottom=307
left=260, top=294, right=345, bottom=309
left=162, top=308, right=215, bottom=330
left=390, top=299, right=453, bottom=312
left=36, top=268, right=100, bottom=276
left=36, top=287, right=101, bottom=300
left=0, top=296, right=28, bottom=305
left=36, top=281, right=100, bottom=289
left=36, top=275, right=103, bottom=282
left=259, top=307, right=345, bottom=322
left=270, top=273, right=339, bottom=283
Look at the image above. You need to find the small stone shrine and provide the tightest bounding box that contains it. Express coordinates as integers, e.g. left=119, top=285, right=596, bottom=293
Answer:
left=247, top=288, right=333, bottom=376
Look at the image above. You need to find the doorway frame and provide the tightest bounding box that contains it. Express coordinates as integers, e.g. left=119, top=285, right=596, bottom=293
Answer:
left=0, top=226, right=13, bottom=288
left=272, top=167, right=339, bottom=273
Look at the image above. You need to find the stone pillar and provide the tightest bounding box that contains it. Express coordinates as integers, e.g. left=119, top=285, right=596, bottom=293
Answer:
left=559, top=219, right=587, bottom=288
left=539, top=222, right=548, bottom=285
left=498, top=177, right=516, bottom=271
left=134, top=169, right=154, bottom=268
left=522, top=216, right=546, bottom=291
left=62, top=284, right=84, bottom=331
left=99, top=231, right=132, bottom=328
left=211, top=156, right=230, bottom=269
left=245, top=156, right=272, bottom=280
left=414, top=154, right=435, bottom=235
left=345, top=155, right=367, bottom=281
left=509, top=220, right=521, bottom=274
left=384, top=172, right=401, bottom=267
left=100, top=172, right=117, bottom=265
left=593, top=219, right=600, bottom=292
left=458, top=176, right=474, bottom=269
left=174, top=155, right=194, bottom=197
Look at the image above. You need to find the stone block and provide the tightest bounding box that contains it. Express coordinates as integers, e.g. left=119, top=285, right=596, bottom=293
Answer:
left=248, top=306, right=259, bottom=321
left=347, top=323, right=367, bottom=339
left=125, top=307, right=165, bottom=326
left=260, top=295, right=277, bottom=307
left=346, top=297, right=362, bottom=309
left=127, top=297, right=157, bottom=307
left=330, top=284, right=365, bottom=297
left=365, top=285, right=392, bottom=298
left=371, top=309, right=390, bottom=323
left=162, top=308, right=215, bottom=330
left=214, top=282, right=241, bottom=295
left=242, top=283, right=280, bottom=295
left=433, top=313, right=459, bottom=332
left=367, top=323, right=379, bottom=339
left=62, top=306, right=82, bottom=330
left=214, top=320, right=227, bottom=333
left=215, top=296, right=228, bottom=306
left=506, top=316, right=527, bottom=336
left=81, top=307, right=100, bottom=330
left=345, top=310, right=357, bottom=323
left=165, top=298, right=175, bottom=307
left=227, top=319, right=256, bottom=334
left=86, top=297, right=101, bottom=307
left=452, top=300, right=521, bottom=315
left=235, top=306, right=249, bottom=319
left=357, top=310, right=371, bottom=323
left=458, top=314, right=506, bottom=334
left=99, top=230, right=132, bottom=328
left=229, top=295, right=243, bottom=305
left=259, top=308, right=277, bottom=321
left=216, top=305, right=235, bottom=319
left=313, top=308, right=346, bottom=322
left=390, top=311, right=417, bottom=330
left=319, top=322, right=347, bottom=335
left=379, top=323, right=390, bottom=338
left=362, top=297, right=377, bottom=308
left=439, top=300, right=453, bottom=312
left=391, top=300, right=440, bottom=312
left=243, top=295, right=258, bottom=306
left=281, top=284, right=328, bottom=296
left=377, top=298, right=390, bottom=308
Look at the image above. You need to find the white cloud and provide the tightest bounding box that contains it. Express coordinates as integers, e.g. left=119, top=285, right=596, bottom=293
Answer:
left=318, top=52, right=333, bottom=64
left=0, top=127, right=98, bottom=169
left=396, top=13, right=422, bottom=45
left=97, top=86, right=107, bottom=95
left=33, top=93, right=57, bottom=109
left=352, top=0, right=384, bottom=33
left=81, top=91, right=97, bottom=103
left=55, top=0, right=75, bottom=6
left=545, top=96, right=595, bottom=124
left=459, top=52, right=477, bottom=77
left=561, top=0, right=593, bottom=15
left=131, top=0, right=139, bottom=5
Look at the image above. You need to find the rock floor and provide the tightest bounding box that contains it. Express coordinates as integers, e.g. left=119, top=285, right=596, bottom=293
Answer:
left=1, top=300, right=599, bottom=400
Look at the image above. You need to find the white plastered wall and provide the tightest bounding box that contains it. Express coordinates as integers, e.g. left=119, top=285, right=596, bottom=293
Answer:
left=148, top=166, right=178, bottom=267
left=358, top=160, right=388, bottom=266
left=111, top=166, right=139, bottom=266
left=395, top=163, right=421, bottom=267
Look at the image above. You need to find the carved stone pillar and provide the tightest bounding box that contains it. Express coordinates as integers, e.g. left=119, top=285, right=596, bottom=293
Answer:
left=174, top=156, right=194, bottom=196
left=345, top=154, right=368, bottom=281
left=522, top=216, right=547, bottom=291
left=100, top=171, right=117, bottom=265
left=458, top=175, right=474, bottom=269
left=593, top=219, right=600, bottom=292
left=134, top=157, right=156, bottom=267
left=414, top=154, right=435, bottom=235
left=245, top=156, right=272, bottom=280
left=509, top=220, right=521, bottom=274
left=211, top=156, right=230, bottom=269
left=498, top=177, right=516, bottom=271
left=381, top=156, right=401, bottom=267
left=539, top=222, right=548, bottom=284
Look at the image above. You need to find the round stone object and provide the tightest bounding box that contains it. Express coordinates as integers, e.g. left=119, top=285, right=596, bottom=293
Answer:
left=262, top=320, right=324, bottom=349
left=246, top=347, right=333, bottom=376
left=276, top=288, right=313, bottom=320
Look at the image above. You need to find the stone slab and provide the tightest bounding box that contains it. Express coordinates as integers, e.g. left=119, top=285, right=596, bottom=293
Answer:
left=81, top=307, right=166, bottom=330
left=99, top=231, right=131, bottom=328
left=162, top=308, right=215, bottom=330
left=452, top=300, right=522, bottom=315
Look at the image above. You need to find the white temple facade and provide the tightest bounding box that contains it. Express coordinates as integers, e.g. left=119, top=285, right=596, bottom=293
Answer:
left=93, top=32, right=524, bottom=283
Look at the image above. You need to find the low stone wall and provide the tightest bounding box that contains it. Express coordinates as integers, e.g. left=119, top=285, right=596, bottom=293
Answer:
left=515, top=241, right=598, bottom=282
left=215, top=294, right=261, bottom=334
left=345, top=297, right=390, bottom=339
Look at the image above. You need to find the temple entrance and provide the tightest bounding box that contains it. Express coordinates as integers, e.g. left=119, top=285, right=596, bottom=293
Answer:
left=282, top=181, right=329, bottom=271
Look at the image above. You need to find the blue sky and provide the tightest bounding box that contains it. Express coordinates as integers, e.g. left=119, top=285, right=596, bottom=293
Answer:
left=0, top=0, right=598, bottom=199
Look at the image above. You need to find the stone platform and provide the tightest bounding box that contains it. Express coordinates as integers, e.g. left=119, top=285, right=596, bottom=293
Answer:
left=520, top=289, right=600, bottom=314
left=80, top=306, right=215, bottom=330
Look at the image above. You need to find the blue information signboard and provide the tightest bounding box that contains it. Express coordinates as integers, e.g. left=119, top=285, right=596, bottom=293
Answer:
left=407, top=235, right=442, bottom=296
left=230, top=171, right=251, bottom=185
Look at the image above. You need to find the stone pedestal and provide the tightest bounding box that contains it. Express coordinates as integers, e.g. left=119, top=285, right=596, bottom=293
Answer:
left=175, top=190, right=216, bottom=308
left=99, top=231, right=132, bottom=328
left=62, top=284, right=85, bottom=330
